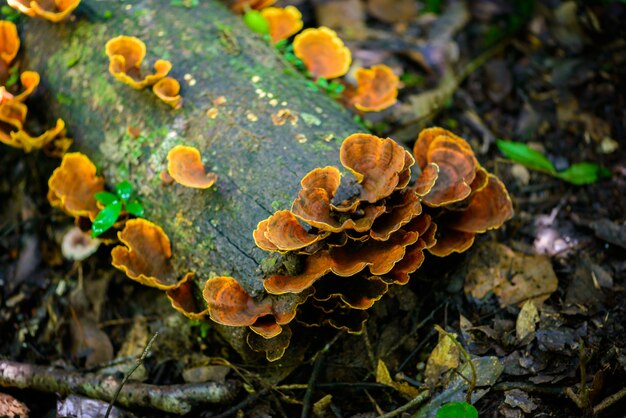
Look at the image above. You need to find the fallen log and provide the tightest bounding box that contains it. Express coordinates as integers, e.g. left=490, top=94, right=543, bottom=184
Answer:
left=21, top=0, right=362, bottom=296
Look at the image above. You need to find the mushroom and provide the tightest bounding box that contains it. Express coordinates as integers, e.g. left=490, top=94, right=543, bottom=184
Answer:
left=293, top=27, right=352, bottom=80
left=61, top=226, right=101, bottom=261
left=261, top=6, right=303, bottom=43
left=105, top=36, right=172, bottom=90
left=166, top=145, right=218, bottom=189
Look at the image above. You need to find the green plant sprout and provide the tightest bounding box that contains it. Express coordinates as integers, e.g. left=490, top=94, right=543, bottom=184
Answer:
left=243, top=8, right=269, bottom=35
left=92, top=181, right=144, bottom=237
left=496, top=139, right=611, bottom=185
left=436, top=402, right=479, bottom=418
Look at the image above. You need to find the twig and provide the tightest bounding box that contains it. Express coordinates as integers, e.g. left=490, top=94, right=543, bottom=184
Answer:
left=492, top=382, right=566, bottom=395
left=206, top=387, right=270, bottom=418
left=0, top=359, right=239, bottom=414
left=277, top=382, right=390, bottom=390
left=397, top=328, right=437, bottom=373
left=593, top=386, right=626, bottom=415
left=301, top=333, right=342, bottom=418
left=362, top=327, right=377, bottom=371
left=377, top=390, right=431, bottom=418
left=104, top=331, right=159, bottom=418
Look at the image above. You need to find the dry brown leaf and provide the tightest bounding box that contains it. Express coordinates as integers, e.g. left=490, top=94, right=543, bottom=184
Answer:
left=464, top=242, right=558, bottom=308
left=516, top=300, right=539, bottom=341
left=424, top=331, right=460, bottom=387
left=376, top=359, right=421, bottom=398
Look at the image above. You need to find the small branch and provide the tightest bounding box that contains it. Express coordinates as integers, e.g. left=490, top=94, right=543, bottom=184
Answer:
left=0, top=359, right=239, bottom=415
left=377, top=390, right=431, bottom=418
left=301, top=333, right=342, bottom=418
left=593, top=387, right=626, bottom=415
left=104, top=331, right=159, bottom=418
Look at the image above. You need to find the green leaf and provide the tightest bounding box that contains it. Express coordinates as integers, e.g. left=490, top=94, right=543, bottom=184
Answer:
left=94, top=191, right=119, bottom=206
left=557, top=162, right=610, bottom=185
left=115, top=180, right=133, bottom=202
left=125, top=201, right=145, bottom=217
left=436, top=402, right=478, bottom=418
left=496, top=140, right=557, bottom=174
left=91, top=201, right=122, bottom=237
left=316, top=77, right=329, bottom=89
left=243, top=10, right=269, bottom=35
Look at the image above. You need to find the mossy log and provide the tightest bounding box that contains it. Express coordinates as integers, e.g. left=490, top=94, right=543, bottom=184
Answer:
left=22, top=0, right=363, bottom=296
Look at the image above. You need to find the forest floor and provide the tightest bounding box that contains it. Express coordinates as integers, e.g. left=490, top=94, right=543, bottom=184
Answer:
left=1, top=0, right=625, bottom=417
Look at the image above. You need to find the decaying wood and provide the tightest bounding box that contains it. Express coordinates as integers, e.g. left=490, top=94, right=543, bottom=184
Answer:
left=0, top=359, right=240, bottom=414
left=21, top=0, right=363, bottom=296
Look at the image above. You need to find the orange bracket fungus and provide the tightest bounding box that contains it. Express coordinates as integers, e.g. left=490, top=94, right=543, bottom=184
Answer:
left=152, top=77, right=182, bottom=109
left=7, top=0, right=81, bottom=22
left=166, top=145, right=218, bottom=189
left=1, top=71, right=41, bottom=103
left=105, top=36, right=172, bottom=90
left=293, top=27, right=352, bottom=80
left=203, top=276, right=312, bottom=360
left=47, top=152, right=105, bottom=220
left=261, top=6, right=303, bottom=44
left=241, top=127, right=512, bottom=360
left=111, top=218, right=194, bottom=290
left=229, top=0, right=276, bottom=14
left=0, top=100, right=27, bottom=144
left=350, top=64, right=399, bottom=112
left=0, top=21, right=19, bottom=67
left=340, top=133, right=414, bottom=203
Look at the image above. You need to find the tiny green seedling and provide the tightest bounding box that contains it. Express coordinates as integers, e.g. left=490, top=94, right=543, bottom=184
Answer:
left=305, top=77, right=345, bottom=99
left=436, top=402, right=478, bottom=418
left=496, top=139, right=611, bottom=185
left=92, top=181, right=144, bottom=237
left=243, top=9, right=269, bottom=35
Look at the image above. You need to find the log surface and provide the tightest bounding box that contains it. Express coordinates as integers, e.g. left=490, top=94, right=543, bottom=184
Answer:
left=22, top=0, right=362, bottom=294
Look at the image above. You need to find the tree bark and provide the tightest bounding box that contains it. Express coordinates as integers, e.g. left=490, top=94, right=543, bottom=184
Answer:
left=21, top=0, right=362, bottom=295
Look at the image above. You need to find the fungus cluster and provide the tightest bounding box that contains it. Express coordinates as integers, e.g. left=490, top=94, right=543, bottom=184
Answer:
left=7, top=0, right=81, bottom=22
left=191, top=128, right=512, bottom=361
left=105, top=36, right=181, bottom=109
left=0, top=21, right=72, bottom=155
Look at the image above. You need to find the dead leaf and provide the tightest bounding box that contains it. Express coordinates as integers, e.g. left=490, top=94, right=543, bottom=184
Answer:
left=376, top=359, right=420, bottom=398
left=516, top=300, right=539, bottom=342
left=70, top=316, right=114, bottom=368
left=424, top=331, right=460, bottom=387
left=367, top=0, right=418, bottom=24
left=316, top=0, right=368, bottom=40
left=464, top=242, right=559, bottom=308
left=313, top=394, right=333, bottom=418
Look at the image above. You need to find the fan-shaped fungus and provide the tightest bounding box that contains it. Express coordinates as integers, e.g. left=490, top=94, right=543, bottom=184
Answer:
left=0, top=21, right=19, bottom=65
left=8, top=118, right=65, bottom=153
left=105, top=36, right=172, bottom=90
left=351, top=64, right=399, bottom=112
left=412, top=127, right=479, bottom=207
left=261, top=6, right=303, bottom=43
left=153, top=77, right=182, bottom=109
left=293, top=27, right=352, bottom=80
left=0, top=100, right=27, bottom=144
left=230, top=0, right=276, bottom=14
left=7, top=0, right=81, bottom=22
left=47, top=152, right=104, bottom=220
left=340, top=133, right=414, bottom=203
left=166, top=145, right=218, bottom=189
left=111, top=219, right=186, bottom=289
